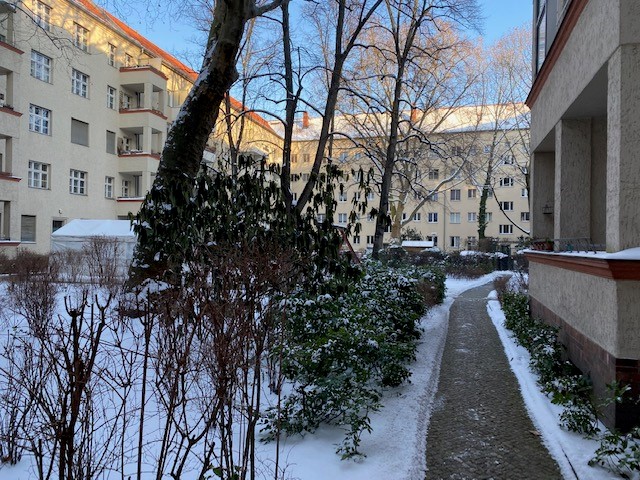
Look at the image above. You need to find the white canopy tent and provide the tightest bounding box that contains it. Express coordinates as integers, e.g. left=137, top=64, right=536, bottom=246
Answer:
left=51, top=220, right=136, bottom=276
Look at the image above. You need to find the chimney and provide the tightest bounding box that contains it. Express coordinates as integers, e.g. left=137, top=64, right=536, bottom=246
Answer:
left=410, top=106, right=418, bottom=123
left=302, top=111, right=310, bottom=129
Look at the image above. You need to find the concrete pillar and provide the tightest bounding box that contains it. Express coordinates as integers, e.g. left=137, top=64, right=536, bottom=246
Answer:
left=530, top=151, right=555, bottom=239
left=554, top=118, right=591, bottom=240
left=143, top=83, right=153, bottom=110
left=607, top=44, right=640, bottom=252
left=4, top=137, right=13, bottom=172
left=142, top=126, right=152, bottom=153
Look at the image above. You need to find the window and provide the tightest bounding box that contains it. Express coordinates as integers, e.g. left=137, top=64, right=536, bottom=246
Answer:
left=367, top=191, right=375, bottom=201
left=467, top=236, right=477, bottom=247
left=499, top=177, right=514, bottom=187
left=499, top=224, right=513, bottom=235
left=292, top=192, right=297, bottom=201
left=450, top=189, right=461, bottom=201
left=316, top=213, right=326, bottom=224
left=427, top=235, right=438, bottom=246
left=451, top=146, right=462, bottom=156
left=450, top=212, right=461, bottom=224
left=21, top=215, right=36, bottom=242
left=366, top=235, right=374, bottom=245
left=427, top=192, right=439, bottom=202
left=107, top=86, right=117, bottom=109
left=105, top=176, right=114, bottom=198
left=353, top=235, right=361, bottom=245
left=28, top=161, right=49, bottom=189
left=502, top=155, right=515, bottom=165
left=413, top=212, right=421, bottom=221
left=521, top=212, right=530, bottom=222
left=106, top=130, right=116, bottom=154
left=71, top=118, right=89, bottom=146
left=52, top=220, right=64, bottom=233
left=467, top=188, right=477, bottom=199
left=535, top=1, right=547, bottom=72
left=121, top=93, right=131, bottom=110
left=29, top=104, right=50, bottom=134
left=339, top=192, right=347, bottom=202
left=69, top=169, right=87, bottom=195
left=483, top=145, right=491, bottom=154
left=291, top=154, right=298, bottom=164
left=353, top=192, right=361, bottom=202
left=32, top=0, right=51, bottom=31
left=338, top=213, right=347, bottom=224
left=486, top=212, right=493, bottom=222
left=402, top=212, right=408, bottom=221
left=428, top=212, right=438, bottom=223
left=108, top=44, right=116, bottom=66
left=428, top=169, right=439, bottom=180
left=302, top=173, right=310, bottom=182
left=30, top=50, right=51, bottom=82
left=338, top=152, right=348, bottom=163
left=501, top=201, right=514, bottom=211
left=450, top=236, right=460, bottom=248
left=521, top=188, right=529, bottom=198
left=467, top=212, right=477, bottom=223
left=302, top=153, right=310, bottom=163
left=125, top=53, right=134, bottom=67
left=121, top=179, right=130, bottom=197
left=72, top=69, right=89, bottom=98
left=74, top=23, right=89, bottom=52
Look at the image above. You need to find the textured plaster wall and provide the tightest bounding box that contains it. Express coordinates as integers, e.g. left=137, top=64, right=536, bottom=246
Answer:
left=529, top=261, right=619, bottom=356
left=554, top=119, right=591, bottom=239
left=590, top=117, right=607, bottom=245
left=617, top=281, right=640, bottom=358
left=607, top=44, right=640, bottom=252
left=530, top=152, right=555, bottom=239
left=530, top=1, right=618, bottom=150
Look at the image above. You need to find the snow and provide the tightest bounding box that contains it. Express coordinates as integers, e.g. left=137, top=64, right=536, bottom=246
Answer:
left=525, top=246, right=640, bottom=260
left=0, top=271, right=625, bottom=479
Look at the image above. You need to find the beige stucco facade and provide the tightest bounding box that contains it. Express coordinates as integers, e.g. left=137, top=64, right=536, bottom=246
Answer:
left=528, top=0, right=640, bottom=428
left=0, top=0, right=278, bottom=253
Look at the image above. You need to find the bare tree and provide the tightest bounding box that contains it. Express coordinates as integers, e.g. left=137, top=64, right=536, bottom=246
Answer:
left=336, top=0, right=481, bottom=257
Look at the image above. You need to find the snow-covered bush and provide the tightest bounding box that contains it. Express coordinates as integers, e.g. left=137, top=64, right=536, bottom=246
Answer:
left=263, top=262, right=443, bottom=459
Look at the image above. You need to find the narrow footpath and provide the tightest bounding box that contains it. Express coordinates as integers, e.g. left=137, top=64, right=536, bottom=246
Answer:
left=425, top=282, right=563, bottom=479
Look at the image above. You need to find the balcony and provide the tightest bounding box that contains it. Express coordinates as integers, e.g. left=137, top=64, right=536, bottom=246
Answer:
left=119, top=65, right=167, bottom=84
left=116, top=197, right=144, bottom=217
left=118, top=152, right=160, bottom=174
left=119, top=107, right=167, bottom=131
left=0, top=40, right=22, bottom=72
left=0, top=105, right=21, bottom=138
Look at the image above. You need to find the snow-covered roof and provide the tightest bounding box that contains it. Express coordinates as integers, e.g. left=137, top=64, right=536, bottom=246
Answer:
left=52, top=219, right=135, bottom=239
left=269, top=103, right=529, bottom=141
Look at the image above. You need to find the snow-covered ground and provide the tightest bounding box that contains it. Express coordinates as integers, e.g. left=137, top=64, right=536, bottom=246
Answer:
left=0, top=273, right=623, bottom=479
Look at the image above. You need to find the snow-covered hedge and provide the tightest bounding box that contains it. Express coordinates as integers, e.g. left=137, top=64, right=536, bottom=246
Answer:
left=263, top=262, right=445, bottom=458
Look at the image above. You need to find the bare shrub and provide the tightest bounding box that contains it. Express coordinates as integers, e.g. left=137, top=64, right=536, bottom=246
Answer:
left=7, top=250, right=60, bottom=338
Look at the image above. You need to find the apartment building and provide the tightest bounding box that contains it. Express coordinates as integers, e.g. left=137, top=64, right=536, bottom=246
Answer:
left=527, top=0, right=640, bottom=429
left=0, top=0, right=279, bottom=254
left=280, top=105, right=530, bottom=253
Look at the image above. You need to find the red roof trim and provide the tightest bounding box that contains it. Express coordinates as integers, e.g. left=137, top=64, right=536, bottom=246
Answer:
left=0, top=106, right=22, bottom=117
left=526, top=0, right=589, bottom=108
left=0, top=40, right=23, bottom=55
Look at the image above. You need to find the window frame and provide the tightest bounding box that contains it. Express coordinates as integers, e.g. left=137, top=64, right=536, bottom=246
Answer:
left=28, top=160, right=50, bottom=189
left=30, top=50, right=52, bottom=83
left=450, top=189, right=461, bottom=201
left=21, top=215, right=37, bottom=242
left=108, top=43, right=117, bottom=67
left=499, top=224, right=514, bottom=235
left=32, top=0, right=51, bottom=31
left=104, top=176, right=114, bottom=198
left=72, top=69, right=89, bottom=98
left=29, top=104, right=51, bottom=135
left=74, top=23, right=89, bottom=52
left=69, top=169, right=87, bottom=195
left=427, top=212, right=438, bottom=223
left=450, top=212, right=461, bottom=224
left=107, top=86, right=117, bottom=109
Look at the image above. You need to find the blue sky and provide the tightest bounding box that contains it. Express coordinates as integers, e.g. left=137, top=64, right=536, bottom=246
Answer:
left=125, top=0, right=532, bottom=67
